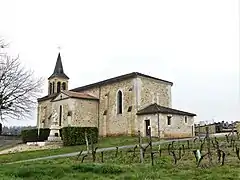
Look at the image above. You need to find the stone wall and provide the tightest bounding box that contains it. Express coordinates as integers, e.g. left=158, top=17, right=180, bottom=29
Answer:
left=51, top=94, right=98, bottom=128
left=37, top=99, right=53, bottom=128
left=138, top=113, right=194, bottom=138
left=71, top=99, right=98, bottom=127
left=38, top=94, right=98, bottom=129
left=138, top=114, right=159, bottom=137
left=160, top=114, right=194, bottom=138
left=51, top=97, right=72, bottom=127
left=79, top=78, right=136, bottom=136
left=137, top=76, right=172, bottom=109
left=74, top=75, right=173, bottom=136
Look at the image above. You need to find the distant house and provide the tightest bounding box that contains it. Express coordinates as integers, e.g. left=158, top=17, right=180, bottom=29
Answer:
left=195, top=123, right=222, bottom=135
left=236, top=122, right=240, bottom=133
left=195, top=121, right=239, bottom=135
left=37, top=53, right=196, bottom=138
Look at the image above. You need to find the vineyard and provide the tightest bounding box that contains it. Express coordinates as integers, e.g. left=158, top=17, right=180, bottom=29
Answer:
left=75, top=130, right=240, bottom=169
left=0, top=131, right=240, bottom=179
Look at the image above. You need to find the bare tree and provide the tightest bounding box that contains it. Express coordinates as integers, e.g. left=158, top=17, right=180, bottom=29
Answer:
left=0, top=39, right=43, bottom=121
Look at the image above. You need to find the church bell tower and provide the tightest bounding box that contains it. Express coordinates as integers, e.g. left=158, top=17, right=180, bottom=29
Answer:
left=48, top=52, right=69, bottom=95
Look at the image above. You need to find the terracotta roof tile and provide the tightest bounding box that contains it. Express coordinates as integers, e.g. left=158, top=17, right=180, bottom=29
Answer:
left=61, top=90, right=98, bottom=100
left=37, top=93, right=58, bottom=102
left=37, top=90, right=98, bottom=102
left=137, top=103, right=196, bottom=116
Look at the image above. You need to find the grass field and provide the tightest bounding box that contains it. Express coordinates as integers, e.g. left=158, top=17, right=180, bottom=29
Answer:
left=0, top=134, right=240, bottom=179
left=0, top=156, right=239, bottom=180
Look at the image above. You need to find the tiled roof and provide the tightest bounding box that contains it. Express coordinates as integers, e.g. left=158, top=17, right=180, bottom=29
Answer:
left=136, top=103, right=196, bottom=116
left=71, top=72, right=173, bottom=92
left=61, top=90, right=98, bottom=100
left=37, top=93, right=58, bottom=102
left=37, top=91, right=98, bottom=102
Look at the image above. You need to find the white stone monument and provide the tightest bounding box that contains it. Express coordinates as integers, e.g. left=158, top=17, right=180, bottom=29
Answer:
left=47, top=109, right=62, bottom=142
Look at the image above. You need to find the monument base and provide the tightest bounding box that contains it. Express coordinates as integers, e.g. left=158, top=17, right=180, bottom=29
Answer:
left=46, top=124, right=63, bottom=145
left=47, top=136, right=62, bottom=142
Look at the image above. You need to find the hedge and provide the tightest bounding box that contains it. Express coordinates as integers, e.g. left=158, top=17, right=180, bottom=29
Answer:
left=21, top=128, right=50, bottom=143
left=62, top=127, right=98, bottom=146
left=21, top=127, right=98, bottom=146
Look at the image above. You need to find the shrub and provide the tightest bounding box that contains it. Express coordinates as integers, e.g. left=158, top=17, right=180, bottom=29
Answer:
left=21, top=128, right=50, bottom=143
left=61, top=127, right=98, bottom=146
left=38, top=128, right=51, bottom=141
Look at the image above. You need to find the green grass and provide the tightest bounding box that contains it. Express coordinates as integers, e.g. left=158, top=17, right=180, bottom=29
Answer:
left=0, top=135, right=160, bottom=164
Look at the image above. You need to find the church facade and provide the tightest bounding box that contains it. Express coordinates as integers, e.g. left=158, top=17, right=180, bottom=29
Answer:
left=37, top=53, right=196, bottom=138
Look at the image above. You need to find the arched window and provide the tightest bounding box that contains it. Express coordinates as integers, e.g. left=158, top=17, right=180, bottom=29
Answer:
left=62, top=82, right=66, bottom=90
left=49, top=83, right=52, bottom=95
left=52, top=82, right=55, bottom=94
left=117, top=90, right=123, bottom=114
left=57, top=82, right=61, bottom=93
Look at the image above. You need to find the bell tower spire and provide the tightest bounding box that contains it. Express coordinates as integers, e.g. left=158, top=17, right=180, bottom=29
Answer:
left=48, top=51, right=69, bottom=95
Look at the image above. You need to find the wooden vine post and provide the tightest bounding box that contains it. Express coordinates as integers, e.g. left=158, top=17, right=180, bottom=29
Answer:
left=198, top=124, right=201, bottom=139
left=138, top=130, right=144, bottom=163
left=101, top=152, right=104, bottom=163
left=231, top=121, right=235, bottom=140
left=206, top=126, right=212, bottom=165
left=149, top=127, right=154, bottom=166
left=90, top=134, right=98, bottom=162
left=85, top=131, right=89, bottom=154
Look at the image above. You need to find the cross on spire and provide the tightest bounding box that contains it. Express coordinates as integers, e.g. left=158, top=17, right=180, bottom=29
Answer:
left=57, top=46, right=61, bottom=52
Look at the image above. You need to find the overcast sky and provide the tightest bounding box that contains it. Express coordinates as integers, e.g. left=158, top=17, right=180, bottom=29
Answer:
left=0, top=0, right=239, bottom=126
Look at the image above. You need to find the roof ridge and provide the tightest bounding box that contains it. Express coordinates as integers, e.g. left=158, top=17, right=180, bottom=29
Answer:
left=153, top=103, right=161, bottom=111
left=71, top=72, right=173, bottom=92
left=67, top=90, right=98, bottom=99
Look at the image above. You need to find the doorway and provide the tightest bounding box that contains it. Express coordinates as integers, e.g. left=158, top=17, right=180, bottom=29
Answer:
left=145, top=119, right=150, bottom=136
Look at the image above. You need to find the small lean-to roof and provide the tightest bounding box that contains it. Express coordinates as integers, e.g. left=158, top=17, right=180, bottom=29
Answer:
left=71, top=72, right=173, bottom=92
left=137, top=103, right=196, bottom=116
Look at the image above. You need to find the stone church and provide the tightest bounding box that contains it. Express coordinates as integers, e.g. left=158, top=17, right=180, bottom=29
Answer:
left=37, top=53, right=196, bottom=138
